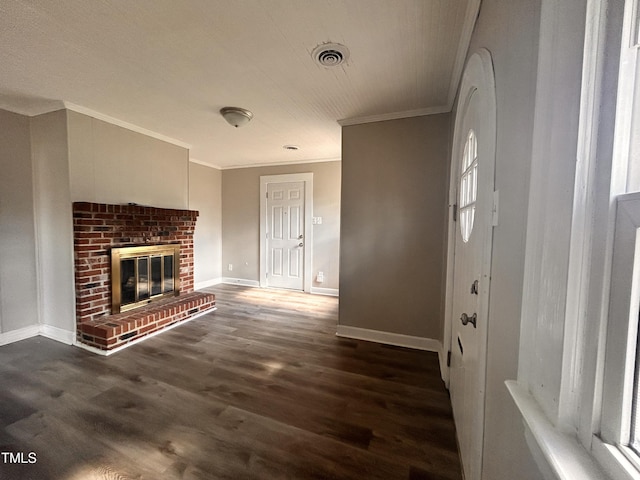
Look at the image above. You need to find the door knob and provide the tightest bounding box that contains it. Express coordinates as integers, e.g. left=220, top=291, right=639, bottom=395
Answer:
left=298, top=235, right=303, bottom=239
left=460, top=313, right=477, bottom=328
left=298, top=243, right=304, bottom=247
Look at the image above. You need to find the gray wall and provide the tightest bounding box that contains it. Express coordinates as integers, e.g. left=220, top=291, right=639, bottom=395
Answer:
left=31, top=109, right=76, bottom=335
left=0, top=109, right=39, bottom=335
left=67, top=110, right=189, bottom=209
left=339, top=114, right=450, bottom=339
left=0, top=108, right=223, bottom=342
left=189, top=162, right=223, bottom=287
left=464, top=0, right=543, bottom=478
left=222, top=161, right=341, bottom=290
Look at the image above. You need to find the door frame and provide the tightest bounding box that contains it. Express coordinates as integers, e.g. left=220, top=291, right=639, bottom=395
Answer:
left=442, top=48, right=497, bottom=478
left=260, top=173, right=314, bottom=292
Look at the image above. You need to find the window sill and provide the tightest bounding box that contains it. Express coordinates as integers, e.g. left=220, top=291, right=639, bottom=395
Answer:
left=506, top=380, right=609, bottom=480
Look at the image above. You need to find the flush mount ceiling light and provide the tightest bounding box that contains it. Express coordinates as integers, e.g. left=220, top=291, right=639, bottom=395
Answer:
left=220, top=107, right=253, bottom=128
left=311, top=42, right=350, bottom=67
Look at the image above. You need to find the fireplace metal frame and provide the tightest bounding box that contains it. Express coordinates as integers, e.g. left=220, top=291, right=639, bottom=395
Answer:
left=111, top=244, right=181, bottom=314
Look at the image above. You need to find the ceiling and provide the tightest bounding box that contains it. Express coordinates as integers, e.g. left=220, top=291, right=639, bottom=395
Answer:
left=0, top=0, right=479, bottom=169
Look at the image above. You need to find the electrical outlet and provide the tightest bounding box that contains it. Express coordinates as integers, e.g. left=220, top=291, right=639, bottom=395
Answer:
left=316, top=271, right=324, bottom=283
left=228, top=264, right=233, bottom=271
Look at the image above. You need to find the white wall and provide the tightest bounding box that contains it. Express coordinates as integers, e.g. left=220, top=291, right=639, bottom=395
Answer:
left=0, top=109, right=39, bottom=338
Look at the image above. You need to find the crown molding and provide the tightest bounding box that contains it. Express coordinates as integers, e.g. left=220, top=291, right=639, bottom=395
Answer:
left=189, top=158, right=223, bottom=170
left=446, top=0, right=482, bottom=109
left=220, top=157, right=341, bottom=170
left=63, top=102, right=192, bottom=149
left=338, top=105, right=450, bottom=126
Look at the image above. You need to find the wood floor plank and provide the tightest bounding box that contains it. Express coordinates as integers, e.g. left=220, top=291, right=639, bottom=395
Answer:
left=0, top=284, right=461, bottom=479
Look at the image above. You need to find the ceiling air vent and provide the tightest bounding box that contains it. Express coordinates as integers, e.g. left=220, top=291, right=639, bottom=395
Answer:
left=312, top=42, right=350, bottom=67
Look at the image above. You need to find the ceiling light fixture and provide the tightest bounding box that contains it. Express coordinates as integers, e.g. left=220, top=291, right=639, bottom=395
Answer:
left=220, top=107, right=253, bottom=128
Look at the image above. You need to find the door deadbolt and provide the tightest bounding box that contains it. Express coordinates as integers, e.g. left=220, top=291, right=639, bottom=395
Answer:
left=470, top=280, right=479, bottom=295
left=460, top=313, right=477, bottom=328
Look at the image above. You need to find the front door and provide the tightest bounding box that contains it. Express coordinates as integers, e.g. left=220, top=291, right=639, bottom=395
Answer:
left=448, top=50, right=496, bottom=480
left=266, top=181, right=305, bottom=290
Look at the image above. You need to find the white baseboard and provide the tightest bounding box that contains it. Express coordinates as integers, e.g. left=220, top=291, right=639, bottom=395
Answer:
left=310, top=287, right=339, bottom=297
left=194, top=277, right=223, bottom=290
left=336, top=325, right=441, bottom=352
left=40, top=324, right=75, bottom=345
left=0, top=325, right=40, bottom=346
left=0, top=324, right=75, bottom=347
left=222, top=277, right=260, bottom=287
left=438, top=348, right=449, bottom=384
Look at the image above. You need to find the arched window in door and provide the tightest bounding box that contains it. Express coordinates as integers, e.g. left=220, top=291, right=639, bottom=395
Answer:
left=459, top=129, right=478, bottom=243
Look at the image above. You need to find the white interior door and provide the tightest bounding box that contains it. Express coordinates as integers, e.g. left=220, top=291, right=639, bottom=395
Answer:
left=448, top=50, right=496, bottom=480
left=266, top=181, right=305, bottom=290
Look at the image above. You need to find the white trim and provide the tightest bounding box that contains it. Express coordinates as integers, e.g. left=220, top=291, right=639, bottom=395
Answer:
left=222, top=277, right=260, bottom=287
left=63, top=102, right=191, bottom=149
left=221, top=157, right=340, bottom=170
left=336, top=325, right=441, bottom=352
left=593, top=437, right=640, bottom=480
left=0, top=100, right=66, bottom=117
left=558, top=0, right=610, bottom=436
left=506, top=380, right=608, bottom=480
left=189, top=158, right=222, bottom=170
left=600, top=192, right=640, bottom=445
left=446, top=0, right=482, bottom=109
left=438, top=347, right=449, bottom=382
left=194, top=278, right=223, bottom=290
left=40, top=325, right=74, bottom=345
left=0, top=324, right=75, bottom=347
left=0, top=325, right=40, bottom=346
left=310, top=287, right=339, bottom=297
left=74, top=306, right=217, bottom=356
left=338, top=105, right=450, bottom=126
left=443, top=48, right=497, bottom=480
left=259, top=173, right=314, bottom=293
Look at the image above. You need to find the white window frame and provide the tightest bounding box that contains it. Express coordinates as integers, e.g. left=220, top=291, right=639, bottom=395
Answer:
left=508, top=0, right=640, bottom=479
left=593, top=0, right=640, bottom=476
left=595, top=193, right=640, bottom=480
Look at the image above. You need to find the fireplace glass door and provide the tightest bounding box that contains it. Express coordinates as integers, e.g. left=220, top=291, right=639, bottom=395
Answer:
left=111, top=244, right=180, bottom=313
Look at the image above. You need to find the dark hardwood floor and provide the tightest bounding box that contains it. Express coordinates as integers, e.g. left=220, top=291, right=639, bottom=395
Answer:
left=0, top=284, right=461, bottom=480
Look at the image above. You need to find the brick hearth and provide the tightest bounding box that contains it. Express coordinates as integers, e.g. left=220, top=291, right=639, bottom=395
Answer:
left=72, top=202, right=215, bottom=352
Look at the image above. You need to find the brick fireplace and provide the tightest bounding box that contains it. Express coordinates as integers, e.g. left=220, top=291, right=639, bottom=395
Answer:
left=72, top=202, right=216, bottom=352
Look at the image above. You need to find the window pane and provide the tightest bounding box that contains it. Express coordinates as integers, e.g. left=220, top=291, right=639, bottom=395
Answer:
left=459, top=129, right=478, bottom=243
